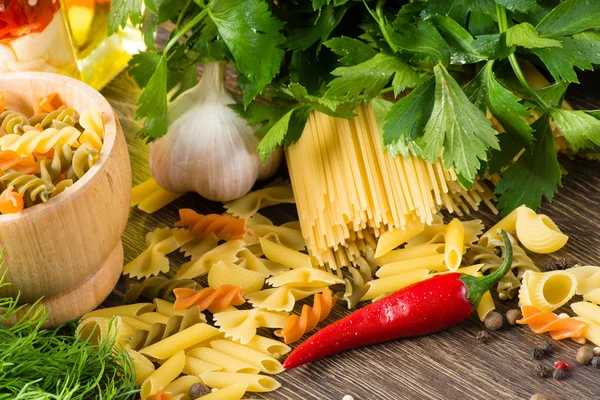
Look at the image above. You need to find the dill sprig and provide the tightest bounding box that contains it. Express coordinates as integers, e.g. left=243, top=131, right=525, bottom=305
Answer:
left=0, top=252, right=138, bottom=400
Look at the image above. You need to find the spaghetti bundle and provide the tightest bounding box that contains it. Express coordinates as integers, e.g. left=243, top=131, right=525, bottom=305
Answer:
left=286, top=104, right=496, bottom=270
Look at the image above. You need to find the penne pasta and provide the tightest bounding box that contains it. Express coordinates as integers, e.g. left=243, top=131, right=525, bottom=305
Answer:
left=584, top=288, right=600, bottom=305
left=478, top=207, right=519, bottom=247
left=200, top=372, right=281, bottom=392
left=444, top=218, right=464, bottom=271
left=81, top=303, right=154, bottom=320
left=164, top=375, right=202, bottom=397
left=376, top=254, right=446, bottom=278
left=375, top=243, right=444, bottom=266
left=140, top=324, right=221, bottom=360
left=361, top=269, right=429, bottom=301
left=259, top=237, right=314, bottom=269
left=183, top=355, right=223, bottom=376
left=187, top=347, right=260, bottom=374
left=477, top=291, right=495, bottom=321
left=210, top=339, right=284, bottom=375
left=140, top=350, right=185, bottom=400
left=196, top=383, right=248, bottom=400
left=234, top=335, right=291, bottom=358
left=120, top=316, right=152, bottom=332
left=571, top=302, right=600, bottom=325
left=154, top=298, right=187, bottom=318
left=137, top=312, right=171, bottom=325
left=374, top=221, right=425, bottom=258
left=124, top=346, right=155, bottom=386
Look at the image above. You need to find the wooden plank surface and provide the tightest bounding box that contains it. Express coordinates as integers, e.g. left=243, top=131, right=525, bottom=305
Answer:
left=100, top=70, right=600, bottom=399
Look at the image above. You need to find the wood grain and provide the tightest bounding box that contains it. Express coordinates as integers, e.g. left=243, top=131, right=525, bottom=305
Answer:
left=0, top=73, right=131, bottom=327
left=100, top=68, right=600, bottom=399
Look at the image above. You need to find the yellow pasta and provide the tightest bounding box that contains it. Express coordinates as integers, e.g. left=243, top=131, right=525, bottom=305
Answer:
left=177, top=240, right=245, bottom=279
left=200, top=372, right=281, bottom=392
left=375, top=254, right=446, bottom=278
left=224, top=183, right=295, bottom=218
left=140, top=324, right=221, bottom=360
left=259, top=237, right=314, bottom=269
left=244, top=214, right=306, bottom=251
left=195, top=383, right=248, bottom=400
left=187, top=347, right=260, bottom=374
left=131, top=177, right=183, bottom=214
left=374, top=221, right=425, bottom=258
left=180, top=233, right=220, bottom=259
left=236, top=248, right=288, bottom=278
left=213, top=308, right=289, bottom=344
left=444, top=218, right=464, bottom=271
left=0, top=125, right=82, bottom=156
left=137, top=312, right=171, bottom=326
left=77, top=316, right=133, bottom=347
left=245, top=285, right=322, bottom=312
left=183, top=356, right=222, bottom=376
left=477, top=291, right=495, bottom=321
left=140, top=350, right=185, bottom=399
left=124, top=228, right=194, bottom=279
left=571, top=302, right=600, bottom=325
left=81, top=303, right=154, bottom=320
left=154, top=299, right=187, bottom=318
left=478, top=208, right=519, bottom=247
left=406, top=220, right=484, bottom=247
left=209, top=339, right=284, bottom=375
left=164, top=375, right=202, bottom=398
left=570, top=266, right=600, bottom=295
left=234, top=334, right=291, bottom=358
left=208, top=260, right=265, bottom=294
left=124, top=346, right=156, bottom=386
left=515, top=206, right=568, bottom=254
left=519, top=270, right=577, bottom=312
left=375, top=243, right=445, bottom=266
left=584, top=288, right=600, bottom=305
left=78, top=109, right=104, bottom=150
left=120, top=316, right=153, bottom=331
left=266, top=267, right=343, bottom=288
left=361, top=269, right=430, bottom=301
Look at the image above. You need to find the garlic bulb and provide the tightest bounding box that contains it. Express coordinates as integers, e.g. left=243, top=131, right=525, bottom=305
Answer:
left=150, top=62, right=282, bottom=202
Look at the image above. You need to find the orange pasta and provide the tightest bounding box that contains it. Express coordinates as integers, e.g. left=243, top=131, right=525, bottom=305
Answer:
left=173, top=285, right=245, bottom=312
left=275, top=288, right=336, bottom=344
left=35, top=92, right=63, bottom=113
left=517, top=305, right=587, bottom=343
left=0, top=151, right=39, bottom=174
left=0, top=188, right=24, bottom=214
left=0, top=92, right=5, bottom=113
left=148, top=388, right=172, bottom=400
left=175, top=209, right=252, bottom=240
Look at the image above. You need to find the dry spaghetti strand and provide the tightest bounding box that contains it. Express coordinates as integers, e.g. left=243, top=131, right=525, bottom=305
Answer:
left=517, top=305, right=587, bottom=343
left=173, top=285, right=246, bottom=312
left=275, top=287, right=336, bottom=344
left=175, top=209, right=252, bottom=240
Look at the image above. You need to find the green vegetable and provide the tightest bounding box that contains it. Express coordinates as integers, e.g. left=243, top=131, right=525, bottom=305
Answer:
left=116, top=0, right=600, bottom=214
left=0, top=253, right=138, bottom=399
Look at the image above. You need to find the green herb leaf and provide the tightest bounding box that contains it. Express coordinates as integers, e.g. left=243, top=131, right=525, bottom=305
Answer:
left=134, top=56, right=168, bottom=139
left=494, top=0, right=540, bottom=13
left=417, top=64, right=499, bottom=186
left=472, top=33, right=514, bottom=60
left=496, top=114, right=561, bottom=215
left=208, top=0, right=285, bottom=105
left=463, top=61, right=533, bottom=146
left=382, top=77, right=435, bottom=156
left=325, top=53, right=422, bottom=101
left=257, top=106, right=310, bottom=160
left=532, top=37, right=600, bottom=83
left=287, top=4, right=351, bottom=51
left=534, top=80, right=569, bottom=109
left=108, top=0, right=143, bottom=35
left=505, top=22, right=562, bottom=48
left=128, top=52, right=162, bottom=89
left=430, top=15, right=487, bottom=64
left=421, top=0, right=497, bottom=36
left=386, top=21, right=451, bottom=66
left=536, top=0, right=600, bottom=38
left=324, top=37, right=377, bottom=66
left=549, top=108, right=600, bottom=152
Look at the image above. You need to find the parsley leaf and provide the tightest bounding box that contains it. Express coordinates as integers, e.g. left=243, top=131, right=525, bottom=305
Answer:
left=128, top=52, right=162, bottom=88
left=256, top=106, right=311, bottom=160
left=494, top=0, right=540, bottom=13
left=382, top=77, right=435, bottom=157
left=430, top=15, right=487, bottom=64
left=536, top=0, right=600, bottom=38
left=472, top=33, right=514, bottom=60
left=417, top=64, right=499, bottom=186
left=134, top=56, right=168, bottom=139
left=421, top=0, right=496, bottom=36
left=495, top=114, right=561, bottom=215
left=505, top=23, right=562, bottom=48
left=463, top=61, right=533, bottom=146
left=324, top=37, right=377, bottom=66
left=386, top=21, right=451, bottom=66
left=532, top=37, right=600, bottom=83
left=287, top=4, right=351, bottom=51
left=325, top=53, right=422, bottom=101
left=208, top=0, right=285, bottom=105
left=108, top=0, right=143, bottom=35
left=549, top=109, right=600, bottom=152
left=534, top=81, right=569, bottom=109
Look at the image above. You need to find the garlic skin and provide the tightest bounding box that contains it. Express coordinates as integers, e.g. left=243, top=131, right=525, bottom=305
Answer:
left=150, top=62, right=282, bottom=202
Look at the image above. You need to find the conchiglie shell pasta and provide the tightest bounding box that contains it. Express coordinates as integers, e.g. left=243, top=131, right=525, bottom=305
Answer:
left=515, top=207, right=568, bottom=254
left=519, top=270, right=577, bottom=312
left=208, top=260, right=265, bottom=294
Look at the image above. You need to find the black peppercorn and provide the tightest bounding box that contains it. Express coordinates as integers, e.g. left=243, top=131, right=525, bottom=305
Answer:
left=189, top=383, right=211, bottom=399
left=476, top=330, right=489, bottom=343
left=532, top=347, right=545, bottom=360
left=534, top=364, right=550, bottom=378
left=484, top=311, right=504, bottom=331
left=546, top=258, right=570, bottom=271
left=592, top=356, right=600, bottom=368
left=541, top=343, right=553, bottom=355
left=553, top=368, right=567, bottom=380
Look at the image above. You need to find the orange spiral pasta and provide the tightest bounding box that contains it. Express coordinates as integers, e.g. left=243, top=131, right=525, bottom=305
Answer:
left=148, top=388, right=172, bottom=400
left=0, top=92, right=5, bottom=114
left=35, top=92, right=63, bottom=114
left=173, top=285, right=246, bottom=312
left=275, top=288, right=336, bottom=344
left=0, top=151, right=39, bottom=174
left=0, top=188, right=24, bottom=214
left=175, top=209, right=252, bottom=240
left=517, top=305, right=587, bottom=343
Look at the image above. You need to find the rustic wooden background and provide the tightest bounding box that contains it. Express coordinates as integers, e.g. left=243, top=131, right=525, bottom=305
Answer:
left=100, top=65, right=600, bottom=399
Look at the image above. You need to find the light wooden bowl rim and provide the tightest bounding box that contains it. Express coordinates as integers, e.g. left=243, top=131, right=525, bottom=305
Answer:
left=0, top=72, right=118, bottom=222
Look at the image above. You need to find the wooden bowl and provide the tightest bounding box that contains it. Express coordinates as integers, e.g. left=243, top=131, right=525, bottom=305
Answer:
left=0, top=72, right=131, bottom=327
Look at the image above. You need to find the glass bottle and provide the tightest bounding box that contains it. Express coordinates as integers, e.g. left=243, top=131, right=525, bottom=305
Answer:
left=0, top=0, right=80, bottom=77
left=62, top=0, right=144, bottom=89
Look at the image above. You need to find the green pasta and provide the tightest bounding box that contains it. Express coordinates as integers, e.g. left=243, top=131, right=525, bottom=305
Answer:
left=0, top=170, right=54, bottom=204
left=30, top=107, right=79, bottom=129
left=0, top=110, right=30, bottom=135
left=124, top=276, right=201, bottom=304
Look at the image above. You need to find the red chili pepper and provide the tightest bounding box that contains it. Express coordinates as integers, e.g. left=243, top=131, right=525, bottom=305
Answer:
left=554, top=361, right=571, bottom=371
left=283, top=230, right=514, bottom=370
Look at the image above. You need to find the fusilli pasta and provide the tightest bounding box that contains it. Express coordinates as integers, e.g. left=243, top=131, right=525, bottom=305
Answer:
left=0, top=125, right=82, bottom=157
left=173, top=285, right=246, bottom=312
left=0, top=110, right=30, bottom=135
left=29, top=107, right=78, bottom=129
left=0, top=150, right=38, bottom=174
left=517, top=305, right=586, bottom=343
left=175, top=209, right=251, bottom=240
left=124, top=276, right=201, bottom=304
left=0, top=170, right=53, bottom=204
left=78, top=109, right=104, bottom=150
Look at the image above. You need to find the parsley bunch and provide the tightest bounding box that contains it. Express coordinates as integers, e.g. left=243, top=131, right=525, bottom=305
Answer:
left=114, top=0, right=600, bottom=215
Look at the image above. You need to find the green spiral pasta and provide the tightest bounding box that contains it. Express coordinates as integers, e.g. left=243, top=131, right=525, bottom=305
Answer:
left=51, top=179, right=74, bottom=199
left=67, top=145, right=100, bottom=181
left=39, top=144, right=73, bottom=182
left=30, top=107, right=79, bottom=129
left=123, top=276, right=201, bottom=304
left=0, top=170, right=54, bottom=204
left=0, top=110, right=31, bottom=135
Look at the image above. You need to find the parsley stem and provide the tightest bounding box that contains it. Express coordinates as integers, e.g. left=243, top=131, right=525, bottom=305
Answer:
left=175, top=0, right=194, bottom=29
left=164, top=8, right=209, bottom=55
left=365, top=0, right=398, bottom=53
left=495, top=4, right=548, bottom=110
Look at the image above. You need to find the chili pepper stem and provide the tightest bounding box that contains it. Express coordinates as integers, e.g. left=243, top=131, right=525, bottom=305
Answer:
left=460, top=230, right=513, bottom=306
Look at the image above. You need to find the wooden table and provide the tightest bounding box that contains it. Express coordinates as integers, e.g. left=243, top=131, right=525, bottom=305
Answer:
left=100, top=69, right=600, bottom=400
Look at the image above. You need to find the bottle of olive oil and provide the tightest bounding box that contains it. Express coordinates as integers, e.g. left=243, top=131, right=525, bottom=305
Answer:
left=62, top=0, right=144, bottom=89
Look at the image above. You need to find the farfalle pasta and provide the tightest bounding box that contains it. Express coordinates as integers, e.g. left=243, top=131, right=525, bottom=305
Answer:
left=236, top=248, right=288, bottom=277
left=176, top=240, right=245, bottom=279
left=131, top=177, right=183, bottom=214
left=246, top=285, right=322, bottom=312
left=275, top=288, right=336, bottom=344
left=173, top=285, right=246, bottom=312
left=175, top=209, right=251, bottom=240
left=266, top=267, right=344, bottom=288
left=208, top=261, right=265, bottom=294
left=213, top=308, right=289, bottom=344
left=244, top=213, right=305, bottom=252
left=224, top=182, right=295, bottom=219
